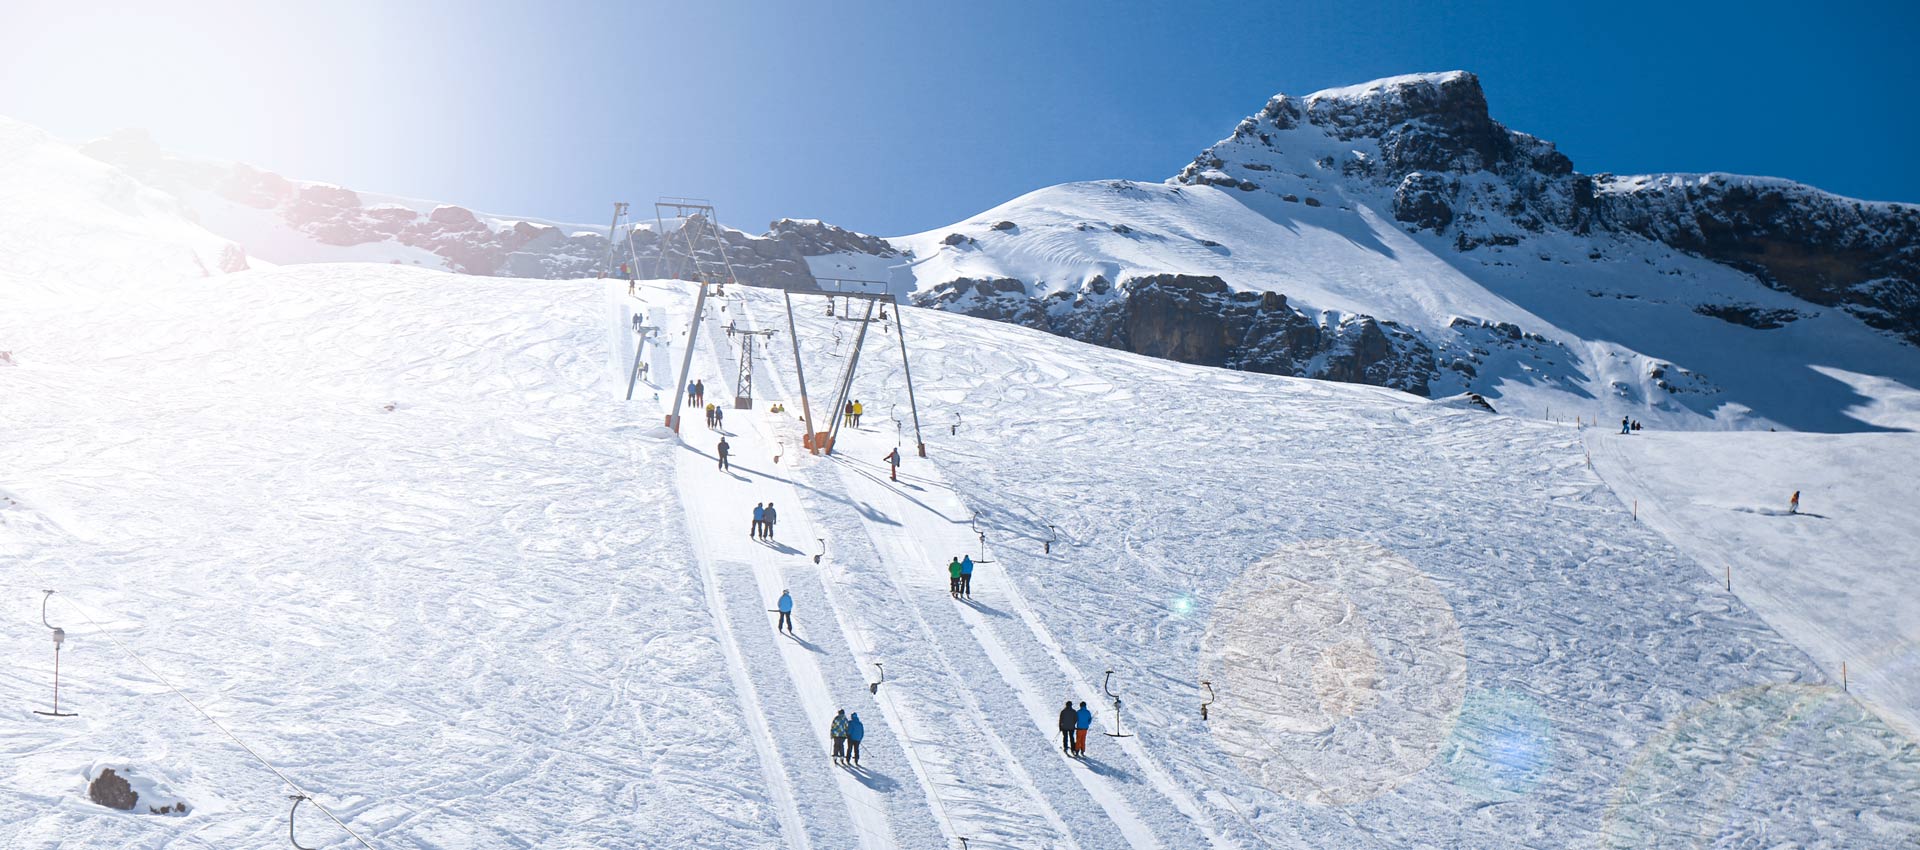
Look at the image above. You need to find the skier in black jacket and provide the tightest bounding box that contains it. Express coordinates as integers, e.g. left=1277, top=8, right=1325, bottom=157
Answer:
left=1058, top=700, right=1078, bottom=754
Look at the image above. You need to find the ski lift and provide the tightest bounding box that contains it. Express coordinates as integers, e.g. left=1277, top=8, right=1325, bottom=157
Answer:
left=775, top=438, right=786, bottom=465
left=869, top=662, right=885, bottom=695
left=968, top=519, right=995, bottom=565
left=950, top=412, right=961, bottom=436
left=33, top=590, right=76, bottom=718
left=287, top=795, right=318, bottom=850
left=1103, top=670, right=1134, bottom=738
left=1044, top=524, right=1057, bottom=555
left=814, top=538, right=826, bottom=565
left=1201, top=680, right=1215, bottom=721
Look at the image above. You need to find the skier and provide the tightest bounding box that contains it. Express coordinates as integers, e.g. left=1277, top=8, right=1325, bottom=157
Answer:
left=776, top=590, right=794, bottom=634
left=948, top=557, right=962, bottom=597
left=1621, top=416, right=1631, bottom=435
left=844, top=400, right=855, bottom=427
left=714, top=406, right=725, bottom=430
left=853, top=400, right=863, bottom=427
left=884, top=447, right=901, bottom=482
left=1790, top=490, right=1801, bottom=514
left=752, top=503, right=765, bottom=538
left=830, top=710, right=849, bottom=763
left=764, top=502, right=778, bottom=540
left=960, top=554, right=975, bottom=598
left=1073, top=701, right=1092, bottom=756
left=687, top=380, right=697, bottom=406
left=845, top=712, right=865, bottom=765
left=1058, top=700, right=1077, bottom=755
left=695, top=379, right=706, bottom=407
left=718, top=437, right=731, bottom=471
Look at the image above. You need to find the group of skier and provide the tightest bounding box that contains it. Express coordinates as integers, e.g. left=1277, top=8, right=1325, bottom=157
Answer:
left=843, top=400, right=865, bottom=427
left=946, top=555, right=975, bottom=598
left=751, top=502, right=779, bottom=540
left=706, top=403, right=726, bottom=429
left=1058, top=700, right=1094, bottom=757
left=829, top=709, right=865, bottom=765
left=686, top=379, right=707, bottom=408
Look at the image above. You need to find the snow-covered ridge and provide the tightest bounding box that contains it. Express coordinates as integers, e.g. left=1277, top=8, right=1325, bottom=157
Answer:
left=0, top=118, right=246, bottom=297
left=884, top=70, right=1920, bottom=432
left=70, top=127, right=896, bottom=288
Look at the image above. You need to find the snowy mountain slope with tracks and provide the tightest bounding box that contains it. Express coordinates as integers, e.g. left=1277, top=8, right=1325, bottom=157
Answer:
left=4, top=108, right=1919, bottom=849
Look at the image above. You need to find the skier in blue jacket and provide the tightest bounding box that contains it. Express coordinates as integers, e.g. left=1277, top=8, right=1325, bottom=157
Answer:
left=959, top=555, right=975, bottom=598
left=776, top=590, right=794, bottom=634
left=845, top=713, right=865, bottom=764
left=1073, top=701, right=1093, bottom=756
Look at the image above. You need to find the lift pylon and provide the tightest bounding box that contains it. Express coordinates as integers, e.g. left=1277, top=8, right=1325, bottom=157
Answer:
left=658, top=198, right=743, bottom=433
left=725, top=321, right=776, bottom=409
left=603, top=202, right=644, bottom=284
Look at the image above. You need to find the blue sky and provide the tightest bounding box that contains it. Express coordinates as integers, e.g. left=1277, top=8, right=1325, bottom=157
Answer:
left=4, top=0, right=1914, bottom=235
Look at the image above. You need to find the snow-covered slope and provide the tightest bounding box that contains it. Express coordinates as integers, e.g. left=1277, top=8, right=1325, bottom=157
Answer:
left=6, top=89, right=1918, bottom=850
left=893, top=72, right=1920, bottom=433
left=0, top=117, right=247, bottom=298
left=9, top=260, right=1918, bottom=847
left=1588, top=422, right=1920, bottom=741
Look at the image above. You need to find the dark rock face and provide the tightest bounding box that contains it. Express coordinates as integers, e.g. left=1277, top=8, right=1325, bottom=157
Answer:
left=766, top=218, right=903, bottom=259
left=1693, top=302, right=1806, bottom=329
left=88, top=768, right=137, bottom=811
left=1595, top=176, right=1920, bottom=344
left=1394, top=173, right=1455, bottom=231
left=915, top=273, right=1439, bottom=394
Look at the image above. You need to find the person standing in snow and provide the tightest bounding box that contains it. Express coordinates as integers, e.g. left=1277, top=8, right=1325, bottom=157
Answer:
left=763, top=502, right=778, bottom=539
left=830, top=710, right=849, bottom=763
left=1058, top=700, right=1078, bottom=754
left=845, top=712, right=865, bottom=764
left=844, top=400, right=855, bottom=427
left=960, top=554, right=975, bottom=598
left=1621, top=416, right=1631, bottom=435
left=853, top=400, right=863, bottom=427
left=695, top=379, right=705, bottom=407
left=715, top=406, right=725, bottom=430
left=1790, top=490, right=1801, bottom=514
left=752, top=503, right=765, bottom=538
left=1073, top=701, right=1092, bottom=756
left=776, top=590, right=794, bottom=634
left=687, top=380, right=697, bottom=407
left=948, top=557, right=962, bottom=597
left=718, top=437, right=731, bottom=471
left=884, top=447, right=901, bottom=482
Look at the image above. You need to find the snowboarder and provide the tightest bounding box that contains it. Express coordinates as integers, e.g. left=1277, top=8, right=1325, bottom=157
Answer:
left=763, top=502, right=778, bottom=539
left=948, top=557, right=962, bottom=597
left=776, top=590, right=794, bottom=634
left=960, top=554, right=975, bottom=598
left=1074, top=701, right=1092, bottom=756
left=718, top=437, right=731, bottom=471
left=1790, top=490, right=1801, bottom=515
left=752, top=503, right=765, bottom=538
left=884, top=447, right=901, bottom=481
left=1058, top=700, right=1078, bottom=754
left=1621, top=416, right=1631, bottom=435
left=845, top=712, right=864, bottom=764
left=830, top=710, right=849, bottom=762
